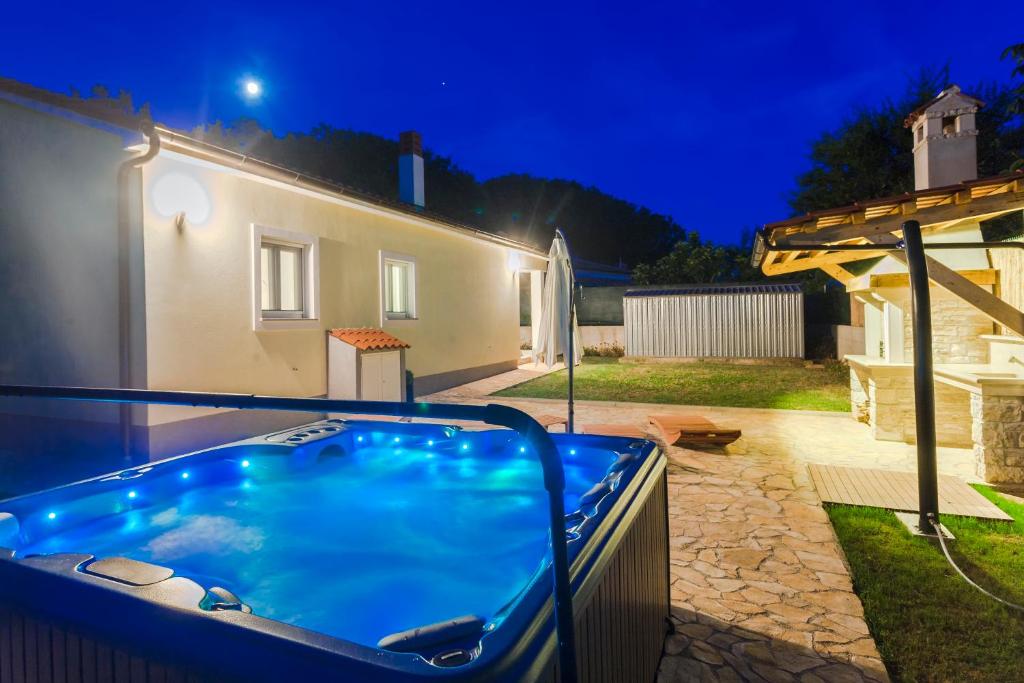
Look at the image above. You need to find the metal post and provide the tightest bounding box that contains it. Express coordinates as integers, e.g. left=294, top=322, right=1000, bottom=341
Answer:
left=556, top=229, right=576, bottom=435
left=900, top=220, right=940, bottom=531
left=566, top=271, right=575, bottom=435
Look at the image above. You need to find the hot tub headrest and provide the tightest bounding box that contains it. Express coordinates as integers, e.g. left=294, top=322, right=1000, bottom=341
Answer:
left=377, top=614, right=485, bottom=653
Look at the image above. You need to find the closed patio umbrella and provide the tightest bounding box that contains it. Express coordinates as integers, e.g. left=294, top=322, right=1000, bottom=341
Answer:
left=533, top=229, right=582, bottom=432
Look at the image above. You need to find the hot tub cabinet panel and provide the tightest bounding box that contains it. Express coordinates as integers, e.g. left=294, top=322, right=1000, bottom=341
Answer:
left=0, top=423, right=669, bottom=682
left=537, top=465, right=670, bottom=683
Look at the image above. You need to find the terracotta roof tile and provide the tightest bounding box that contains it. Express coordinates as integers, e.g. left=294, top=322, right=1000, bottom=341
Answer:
left=329, top=328, right=410, bottom=351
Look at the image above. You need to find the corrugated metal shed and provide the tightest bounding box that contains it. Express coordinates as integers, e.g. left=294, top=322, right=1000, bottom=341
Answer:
left=624, top=283, right=804, bottom=359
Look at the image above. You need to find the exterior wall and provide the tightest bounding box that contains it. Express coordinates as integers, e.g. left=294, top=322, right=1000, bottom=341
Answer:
left=0, top=98, right=144, bottom=493
left=971, top=393, right=1024, bottom=483
left=992, top=237, right=1024, bottom=334
left=140, top=153, right=544, bottom=412
left=901, top=288, right=993, bottom=364
left=0, top=99, right=127, bottom=395
left=835, top=324, right=865, bottom=360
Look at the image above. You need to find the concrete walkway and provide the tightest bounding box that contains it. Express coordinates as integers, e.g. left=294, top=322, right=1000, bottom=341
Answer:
left=421, top=368, right=980, bottom=682
left=419, top=361, right=563, bottom=399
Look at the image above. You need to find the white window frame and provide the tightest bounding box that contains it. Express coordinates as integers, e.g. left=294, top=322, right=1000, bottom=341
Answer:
left=380, top=251, right=418, bottom=323
left=251, top=224, right=319, bottom=331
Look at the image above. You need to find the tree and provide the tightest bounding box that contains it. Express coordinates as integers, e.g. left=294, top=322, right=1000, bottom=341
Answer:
left=632, top=230, right=767, bottom=285
left=1003, top=43, right=1024, bottom=117
left=477, top=174, right=681, bottom=266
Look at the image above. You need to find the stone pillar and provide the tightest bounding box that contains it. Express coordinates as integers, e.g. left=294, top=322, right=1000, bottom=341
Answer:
left=868, top=373, right=915, bottom=442
left=971, top=392, right=1024, bottom=483
left=850, top=366, right=870, bottom=424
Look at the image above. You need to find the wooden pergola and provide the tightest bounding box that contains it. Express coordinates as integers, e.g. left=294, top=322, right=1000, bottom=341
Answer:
left=752, top=171, right=1024, bottom=336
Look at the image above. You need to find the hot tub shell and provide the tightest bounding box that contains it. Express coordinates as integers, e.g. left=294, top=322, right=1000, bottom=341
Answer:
left=0, top=420, right=669, bottom=683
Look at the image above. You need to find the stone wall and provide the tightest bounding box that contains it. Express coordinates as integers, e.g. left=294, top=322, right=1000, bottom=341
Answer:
left=902, top=288, right=993, bottom=364
left=971, top=393, right=1024, bottom=483
left=853, top=367, right=973, bottom=447
left=867, top=373, right=914, bottom=442
left=850, top=366, right=870, bottom=424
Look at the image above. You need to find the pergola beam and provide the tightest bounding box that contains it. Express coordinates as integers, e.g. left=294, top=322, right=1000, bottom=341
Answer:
left=847, top=268, right=999, bottom=291
left=762, top=248, right=887, bottom=275
left=785, top=191, right=1024, bottom=245
left=819, top=263, right=855, bottom=284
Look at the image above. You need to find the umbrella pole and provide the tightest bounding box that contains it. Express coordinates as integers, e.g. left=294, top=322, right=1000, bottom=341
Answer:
left=556, top=228, right=576, bottom=434
left=567, top=265, right=575, bottom=434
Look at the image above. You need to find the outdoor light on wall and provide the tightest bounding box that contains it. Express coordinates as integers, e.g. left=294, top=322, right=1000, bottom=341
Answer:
left=151, top=171, right=212, bottom=230
left=507, top=251, right=522, bottom=272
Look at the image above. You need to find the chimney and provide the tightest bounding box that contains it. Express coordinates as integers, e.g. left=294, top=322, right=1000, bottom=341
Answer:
left=398, top=131, right=425, bottom=208
left=906, top=85, right=983, bottom=190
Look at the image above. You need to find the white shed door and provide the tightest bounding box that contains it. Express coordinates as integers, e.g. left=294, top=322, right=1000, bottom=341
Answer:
left=359, top=351, right=401, bottom=401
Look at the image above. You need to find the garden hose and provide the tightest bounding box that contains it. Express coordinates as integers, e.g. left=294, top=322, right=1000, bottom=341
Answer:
left=927, top=513, right=1024, bottom=613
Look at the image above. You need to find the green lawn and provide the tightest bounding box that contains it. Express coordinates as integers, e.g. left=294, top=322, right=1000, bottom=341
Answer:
left=828, top=488, right=1024, bottom=682
left=494, top=357, right=851, bottom=411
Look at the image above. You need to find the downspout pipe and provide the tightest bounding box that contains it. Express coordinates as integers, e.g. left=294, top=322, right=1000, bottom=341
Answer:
left=116, top=122, right=160, bottom=463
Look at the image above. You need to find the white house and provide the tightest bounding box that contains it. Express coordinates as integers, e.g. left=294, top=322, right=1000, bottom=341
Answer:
left=0, top=78, right=547, bottom=491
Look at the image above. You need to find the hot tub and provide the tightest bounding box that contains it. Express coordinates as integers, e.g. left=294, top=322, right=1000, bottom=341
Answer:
left=0, top=416, right=668, bottom=682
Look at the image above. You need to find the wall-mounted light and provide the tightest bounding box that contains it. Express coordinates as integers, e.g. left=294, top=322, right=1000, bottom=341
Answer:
left=152, top=171, right=212, bottom=230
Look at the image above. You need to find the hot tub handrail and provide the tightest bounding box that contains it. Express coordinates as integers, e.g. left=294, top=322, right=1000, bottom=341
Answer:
left=0, top=384, right=579, bottom=682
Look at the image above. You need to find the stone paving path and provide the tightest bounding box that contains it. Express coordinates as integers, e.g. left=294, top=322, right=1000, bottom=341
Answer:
left=420, top=379, right=949, bottom=682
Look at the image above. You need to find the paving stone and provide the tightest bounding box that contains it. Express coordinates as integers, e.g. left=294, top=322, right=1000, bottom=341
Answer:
left=689, top=640, right=725, bottom=665
left=739, top=587, right=780, bottom=605
left=663, top=633, right=691, bottom=655
left=801, top=591, right=866, bottom=617
left=720, top=548, right=770, bottom=570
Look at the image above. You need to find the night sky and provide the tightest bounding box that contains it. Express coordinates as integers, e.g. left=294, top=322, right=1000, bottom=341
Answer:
left=3, top=1, right=1022, bottom=243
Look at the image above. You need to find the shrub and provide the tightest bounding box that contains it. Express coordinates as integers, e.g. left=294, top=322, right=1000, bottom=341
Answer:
left=583, top=343, right=625, bottom=358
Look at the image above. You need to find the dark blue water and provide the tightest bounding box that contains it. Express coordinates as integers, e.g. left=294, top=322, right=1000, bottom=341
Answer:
left=12, top=431, right=612, bottom=648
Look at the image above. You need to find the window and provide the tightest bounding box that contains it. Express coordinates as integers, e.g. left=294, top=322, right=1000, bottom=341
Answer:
left=251, top=224, right=319, bottom=330
left=942, top=115, right=957, bottom=135
left=261, top=242, right=304, bottom=318
left=381, top=252, right=417, bottom=321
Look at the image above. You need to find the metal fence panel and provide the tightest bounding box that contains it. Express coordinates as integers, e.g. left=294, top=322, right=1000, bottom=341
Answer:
left=624, top=291, right=804, bottom=358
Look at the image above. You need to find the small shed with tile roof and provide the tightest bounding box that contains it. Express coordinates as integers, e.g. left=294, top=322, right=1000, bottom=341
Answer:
left=327, top=328, right=410, bottom=402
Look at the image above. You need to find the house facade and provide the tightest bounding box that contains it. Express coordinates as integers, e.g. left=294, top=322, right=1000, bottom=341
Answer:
left=0, top=79, right=546, bottom=491
left=753, top=86, right=1024, bottom=483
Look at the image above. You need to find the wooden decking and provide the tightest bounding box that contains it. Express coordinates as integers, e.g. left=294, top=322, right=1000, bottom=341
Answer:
left=809, top=464, right=1012, bottom=521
